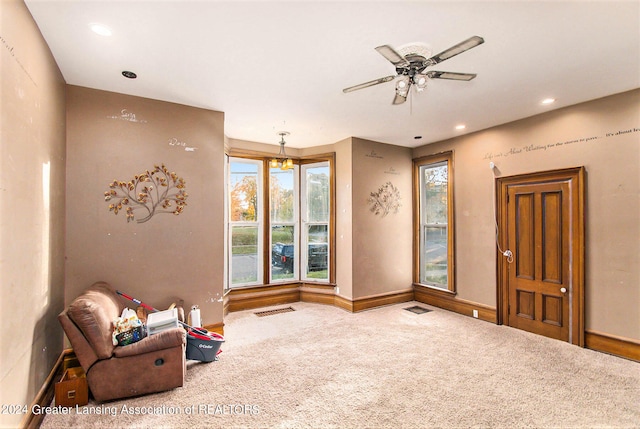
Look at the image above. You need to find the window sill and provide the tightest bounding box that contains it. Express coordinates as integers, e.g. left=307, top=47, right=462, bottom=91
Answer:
left=227, top=281, right=335, bottom=293
left=413, top=282, right=457, bottom=296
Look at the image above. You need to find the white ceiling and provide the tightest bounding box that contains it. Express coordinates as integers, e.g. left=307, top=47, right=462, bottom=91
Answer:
left=25, top=1, right=640, bottom=149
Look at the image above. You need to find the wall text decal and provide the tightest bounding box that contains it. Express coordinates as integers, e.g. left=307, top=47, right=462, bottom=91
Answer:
left=168, top=137, right=197, bottom=152
left=384, top=167, right=400, bottom=175
left=365, top=150, right=384, bottom=159
left=483, top=126, right=639, bottom=161
left=1, top=34, right=37, bottom=86
left=107, top=109, right=148, bottom=123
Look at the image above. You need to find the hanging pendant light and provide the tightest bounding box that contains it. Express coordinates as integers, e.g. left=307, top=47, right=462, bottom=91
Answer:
left=270, top=131, right=293, bottom=170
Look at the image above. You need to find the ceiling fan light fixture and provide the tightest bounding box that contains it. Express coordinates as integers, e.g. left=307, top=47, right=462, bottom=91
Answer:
left=396, top=77, right=410, bottom=97
left=414, top=74, right=428, bottom=91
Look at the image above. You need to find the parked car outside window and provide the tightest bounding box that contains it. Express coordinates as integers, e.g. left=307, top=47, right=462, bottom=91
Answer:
left=272, top=243, right=294, bottom=274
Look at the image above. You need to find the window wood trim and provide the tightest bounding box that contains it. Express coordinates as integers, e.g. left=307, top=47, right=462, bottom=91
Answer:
left=227, top=152, right=336, bottom=287
left=413, top=151, right=456, bottom=293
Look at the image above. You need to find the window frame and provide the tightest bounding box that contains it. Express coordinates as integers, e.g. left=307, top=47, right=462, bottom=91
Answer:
left=300, top=161, right=331, bottom=283
left=228, top=157, right=264, bottom=288
left=226, top=152, right=335, bottom=289
left=413, top=151, right=456, bottom=293
left=268, top=164, right=300, bottom=283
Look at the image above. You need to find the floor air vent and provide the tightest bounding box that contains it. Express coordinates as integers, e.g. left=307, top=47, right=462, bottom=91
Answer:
left=254, top=306, right=296, bottom=317
left=404, top=305, right=433, bottom=314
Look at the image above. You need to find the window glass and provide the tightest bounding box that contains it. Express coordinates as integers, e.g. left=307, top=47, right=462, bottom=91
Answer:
left=271, top=226, right=295, bottom=280
left=305, top=165, right=330, bottom=223
left=270, top=166, right=297, bottom=282
left=422, top=162, right=448, bottom=224
left=270, top=168, right=295, bottom=223
left=417, top=155, right=454, bottom=291
left=422, top=226, right=448, bottom=285
left=230, top=225, right=259, bottom=284
left=306, top=224, right=328, bottom=279
left=230, top=162, right=259, bottom=222
left=229, top=159, right=262, bottom=286
left=302, top=163, right=330, bottom=281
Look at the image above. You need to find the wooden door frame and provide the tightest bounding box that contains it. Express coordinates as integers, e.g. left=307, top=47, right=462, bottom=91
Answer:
left=496, top=167, right=585, bottom=346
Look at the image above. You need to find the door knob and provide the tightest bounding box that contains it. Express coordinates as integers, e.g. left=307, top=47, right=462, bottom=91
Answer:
left=560, top=287, right=567, bottom=293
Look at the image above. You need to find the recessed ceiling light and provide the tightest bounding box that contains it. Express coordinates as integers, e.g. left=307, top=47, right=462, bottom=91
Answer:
left=455, top=124, right=466, bottom=130
left=541, top=98, right=556, bottom=105
left=89, top=23, right=112, bottom=37
left=122, top=71, right=137, bottom=79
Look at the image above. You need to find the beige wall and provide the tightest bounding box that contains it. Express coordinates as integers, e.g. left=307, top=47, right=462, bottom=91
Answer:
left=351, top=138, right=413, bottom=299
left=65, top=86, right=226, bottom=327
left=0, top=1, right=66, bottom=427
left=413, top=89, right=640, bottom=341
left=333, top=138, right=354, bottom=299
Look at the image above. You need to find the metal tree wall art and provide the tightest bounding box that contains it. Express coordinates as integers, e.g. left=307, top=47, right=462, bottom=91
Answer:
left=104, top=164, right=188, bottom=223
left=368, top=181, right=401, bottom=217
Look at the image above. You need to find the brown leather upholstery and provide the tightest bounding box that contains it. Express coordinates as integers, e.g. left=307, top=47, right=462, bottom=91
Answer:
left=66, top=282, right=121, bottom=359
left=59, top=282, right=186, bottom=402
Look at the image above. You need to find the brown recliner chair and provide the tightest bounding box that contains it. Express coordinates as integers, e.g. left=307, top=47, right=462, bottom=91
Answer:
left=58, top=281, right=186, bottom=402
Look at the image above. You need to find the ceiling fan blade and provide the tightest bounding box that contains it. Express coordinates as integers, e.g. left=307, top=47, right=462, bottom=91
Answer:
left=375, top=45, right=410, bottom=67
left=426, top=71, right=477, bottom=81
left=343, top=75, right=395, bottom=93
left=392, top=92, right=407, bottom=105
left=427, top=36, right=485, bottom=66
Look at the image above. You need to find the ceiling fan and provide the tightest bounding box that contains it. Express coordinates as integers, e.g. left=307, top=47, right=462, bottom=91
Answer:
left=343, top=36, right=485, bottom=105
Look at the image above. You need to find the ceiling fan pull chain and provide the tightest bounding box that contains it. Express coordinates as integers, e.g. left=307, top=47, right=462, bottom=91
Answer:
left=410, top=88, right=413, bottom=115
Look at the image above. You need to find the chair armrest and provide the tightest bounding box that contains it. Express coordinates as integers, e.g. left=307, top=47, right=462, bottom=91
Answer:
left=113, top=328, right=186, bottom=358
left=58, top=310, right=99, bottom=371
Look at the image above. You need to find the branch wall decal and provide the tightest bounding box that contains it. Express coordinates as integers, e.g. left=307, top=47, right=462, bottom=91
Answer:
left=104, top=164, right=188, bottom=223
left=368, top=181, right=401, bottom=217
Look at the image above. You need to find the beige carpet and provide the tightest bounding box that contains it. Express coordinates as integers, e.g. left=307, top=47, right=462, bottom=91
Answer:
left=42, top=301, right=640, bottom=428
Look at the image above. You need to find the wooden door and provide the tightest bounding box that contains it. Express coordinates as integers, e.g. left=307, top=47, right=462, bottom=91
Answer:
left=498, top=168, right=584, bottom=346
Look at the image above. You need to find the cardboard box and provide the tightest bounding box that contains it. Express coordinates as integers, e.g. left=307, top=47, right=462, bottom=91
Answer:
left=55, top=367, right=88, bottom=407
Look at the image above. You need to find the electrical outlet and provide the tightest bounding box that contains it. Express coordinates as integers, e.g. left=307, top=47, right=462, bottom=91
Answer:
left=335, top=286, right=339, bottom=295
left=473, top=309, right=479, bottom=318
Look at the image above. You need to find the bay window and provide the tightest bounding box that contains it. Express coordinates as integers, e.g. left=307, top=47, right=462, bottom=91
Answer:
left=228, top=156, right=332, bottom=288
